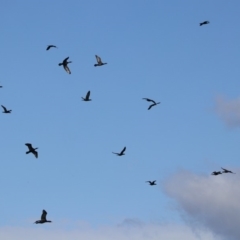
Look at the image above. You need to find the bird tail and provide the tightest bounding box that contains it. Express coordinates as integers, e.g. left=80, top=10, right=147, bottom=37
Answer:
left=58, top=63, right=63, bottom=66
left=26, top=151, right=30, bottom=154
left=200, top=23, right=203, bottom=26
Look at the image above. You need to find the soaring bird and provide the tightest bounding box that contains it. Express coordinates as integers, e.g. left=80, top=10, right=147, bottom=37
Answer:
left=0, top=85, right=2, bottom=88
left=82, top=91, right=91, bottom=101
left=221, top=167, right=236, bottom=174
left=59, top=57, right=72, bottom=74
left=46, top=45, right=57, bottom=50
left=112, top=147, right=126, bottom=156
left=142, top=98, right=160, bottom=110
left=25, top=143, right=38, bottom=158
left=1, top=105, right=11, bottom=113
left=199, top=21, right=210, bottom=26
left=146, top=180, right=157, bottom=186
left=35, top=210, right=52, bottom=224
left=94, top=55, right=107, bottom=67
left=211, top=171, right=222, bottom=176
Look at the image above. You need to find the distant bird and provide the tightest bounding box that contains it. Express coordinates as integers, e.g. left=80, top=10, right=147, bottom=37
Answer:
left=46, top=45, right=57, bottom=50
left=0, top=85, right=2, bottom=88
left=199, top=21, right=210, bottom=26
left=35, top=210, right=52, bottom=224
left=221, top=167, right=235, bottom=174
left=112, top=147, right=126, bottom=156
left=82, top=91, right=91, bottom=101
left=25, top=143, right=38, bottom=158
left=94, top=55, right=107, bottom=67
left=142, top=98, right=160, bottom=110
left=59, top=57, right=72, bottom=74
left=211, top=171, right=222, bottom=176
left=146, top=180, right=157, bottom=186
left=1, top=105, right=11, bottom=113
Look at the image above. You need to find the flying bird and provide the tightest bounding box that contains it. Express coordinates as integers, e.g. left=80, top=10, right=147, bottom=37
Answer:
left=82, top=91, right=92, bottom=101
left=221, top=167, right=235, bottom=174
left=199, top=21, right=210, bottom=26
left=0, top=85, right=2, bottom=88
left=59, top=57, right=72, bottom=74
left=46, top=45, right=57, bottom=50
left=142, top=98, right=160, bottom=110
left=112, top=147, right=126, bottom=156
left=211, top=171, right=222, bottom=176
left=94, top=55, right=107, bottom=67
left=34, top=210, right=52, bottom=224
left=25, top=143, right=38, bottom=158
left=1, top=105, right=11, bottom=113
left=146, top=180, right=157, bottom=186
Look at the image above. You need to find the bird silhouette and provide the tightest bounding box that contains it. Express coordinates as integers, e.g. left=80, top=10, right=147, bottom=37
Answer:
left=59, top=57, right=72, bottom=74
left=1, top=105, right=11, bottom=113
left=25, top=143, right=38, bottom=158
left=34, top=210, right=52, bottom=224
left=142, top=98, right=160, bottom=110
left=146, top=180, right=157, bottom=185
left=0, top=85, right=2, bottom=88
left=94, top=55, right=107, bottom=67
left=112, top=147, right=126, bottom=156
left=211, top=171, right=222, bottom=176
left=200, top=21, right=210, bottom=26
left=221, top=167, right=236, bottom=174
left=46, top=45, right=57, bottom=50
left=82, top=91, right=92, bottom=101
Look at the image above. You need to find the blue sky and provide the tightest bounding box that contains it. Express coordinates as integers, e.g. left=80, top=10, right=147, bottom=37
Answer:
left=1, top=1, right=240, bottom=239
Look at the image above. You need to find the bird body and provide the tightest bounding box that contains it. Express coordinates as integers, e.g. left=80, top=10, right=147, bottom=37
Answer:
left=146, top=180, right=157, bottom=185
left=200, top=21, right=210, bottom=26
left=112, top=147, right=126, bottom=156
left=59, top=57, right=72, bottom=74
left=142, top=98, right=160, bottom=110
left=35, top=210, right=52, bottom=224
left=94, top=55, right=107, bottom=67
left=46, top=45, right=57, bottom=50
left=211, top=171, right=222, bottom=176
left=221, top=167, right=235, bottom=174
left=1, top=105, right=11, bottom=113
left=25, top=143, right=38, bottom=158
left=82, top=91, right=91, bottom=101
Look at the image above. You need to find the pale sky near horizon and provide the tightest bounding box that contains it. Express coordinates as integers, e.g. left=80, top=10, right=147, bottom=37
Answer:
left=1, top=1, right=240, bottom=239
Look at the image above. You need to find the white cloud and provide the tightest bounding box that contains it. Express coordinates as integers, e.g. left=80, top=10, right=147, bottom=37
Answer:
left=163, top=169, right=240, bottom=240
left=214, top=96, right=240, bottom=127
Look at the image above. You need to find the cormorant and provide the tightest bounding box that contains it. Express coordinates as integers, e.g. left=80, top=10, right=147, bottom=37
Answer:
left=59, top=57, right=72, bottom=74
left=1, top=105, right=11, bottom=113
left=35, top=210, right=52, bottom=224
left=46, top=45, right=57, bottom=50
left=25, top=143, right=38, bottom=158
left=142, top=98, right=160, bottom=110
left=200, top=21, right=210, bottom=26
left=211, top=171, right=222, bottom=176
left=112, top=146, right=126, bottom=156
left=94, top=55, right=107, bottom=67
left=82, top=91, right=91, bottom=101
left=146, top=180, right=157, bottom=185
left=221, top=167, right=235, bottom=174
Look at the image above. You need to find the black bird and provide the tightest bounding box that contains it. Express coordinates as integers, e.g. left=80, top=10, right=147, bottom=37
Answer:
left=35, top=210, right=52, bottom=224
left=25, top=143, right=38, bottom=158
left=199, top=21, right=210, bottom=26
left=142, top=98, right=160, bottom=110
left=59, top=57, right=72, bottom=74
left=94, top=55, right=107, bottom=67
left=146, top=180, right=157, bottom=186
left=112, top=147, right=126, bottom=156
left=0, top=85, right=2, bottom=88
left=211, top=171, right=222, bottom=176
left=1, top=105, right=11, bottom=113
left=221, top=167, right=236, bottom=174
left=82, top=91, right=91, bottom=101
left=46, top=45, right=57, bottom=50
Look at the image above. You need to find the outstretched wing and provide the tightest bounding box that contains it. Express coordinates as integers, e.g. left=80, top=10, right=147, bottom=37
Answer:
left=142, top=98, right=155, bottom=104
left=148, top=104, right=154, bottom=110
left=86, top=91, right=91, bottom=99
left=41, top=210, right=47, bottom=221
left=25, top=143, right=33, bottom=150
left=64, top=65, right=71, bottom=74
left=95, top=55, right=102, bottom=64
left=33, top=151, right=38, bottom=158
left=63, top=57, right=70, bottom=64
left=1, top=105, right=7, bottom=111
left=221, top=167, right=227, bottom=171
left=120, top=147, right=126, bottom=154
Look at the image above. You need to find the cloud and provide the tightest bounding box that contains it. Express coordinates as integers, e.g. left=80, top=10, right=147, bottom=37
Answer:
left=163, top=169, right=240, bottom=240
left=0, top=220, right=216, bottom=240
left=214, top=96, right=240, bottom=127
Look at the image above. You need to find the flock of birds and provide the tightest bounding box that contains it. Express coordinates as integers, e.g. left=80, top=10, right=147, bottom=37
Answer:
left=1, top=20, right=235, bottom=225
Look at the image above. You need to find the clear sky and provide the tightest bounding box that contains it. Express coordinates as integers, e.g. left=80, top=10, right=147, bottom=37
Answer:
left=1, top=1, right=240, bottom=239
